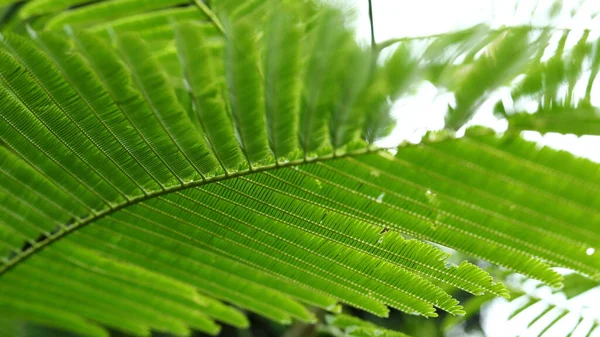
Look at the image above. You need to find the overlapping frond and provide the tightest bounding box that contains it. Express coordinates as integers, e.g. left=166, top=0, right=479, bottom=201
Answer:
left=501, top=273, right=599, bottom=337
left=384, top=24, right=552, bottom=131
left=384, top=24, right=600, bottom=133
left=444, top=28, right=547, bottom=130
left=496, top=29, right=600, bottom=135
left=0, top=1, right=599, bottom=337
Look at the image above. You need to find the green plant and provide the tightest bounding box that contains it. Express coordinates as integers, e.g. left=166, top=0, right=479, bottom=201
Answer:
left=0, top=1, right=599, bottom=336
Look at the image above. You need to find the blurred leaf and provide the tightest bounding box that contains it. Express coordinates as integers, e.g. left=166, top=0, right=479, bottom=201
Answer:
left=503, top=30, right=600, bottom=135
left=325, top=314, right=411, bottom=337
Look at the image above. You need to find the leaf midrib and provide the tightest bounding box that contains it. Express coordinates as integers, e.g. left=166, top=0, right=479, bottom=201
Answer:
left=0, top=147, right=379, bottom=276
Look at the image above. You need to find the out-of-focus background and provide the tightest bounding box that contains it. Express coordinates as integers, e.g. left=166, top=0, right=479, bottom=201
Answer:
left=347, top=0, right=600, bottom=164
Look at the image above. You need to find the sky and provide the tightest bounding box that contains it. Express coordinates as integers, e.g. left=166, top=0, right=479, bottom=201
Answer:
left=344, top=1, right=600, bottom=336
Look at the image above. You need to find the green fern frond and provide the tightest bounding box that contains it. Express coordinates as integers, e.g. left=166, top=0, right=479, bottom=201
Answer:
left=0, top=1, right=599, bottom=337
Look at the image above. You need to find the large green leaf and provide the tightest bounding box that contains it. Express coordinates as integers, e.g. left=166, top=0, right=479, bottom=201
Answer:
left=0, top=2, right=599, bottom=337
